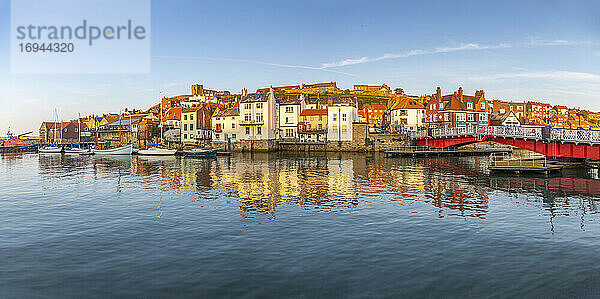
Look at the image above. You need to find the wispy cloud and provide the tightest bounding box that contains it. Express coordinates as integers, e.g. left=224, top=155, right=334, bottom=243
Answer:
left=152, top=55, right=359, bottom=77
left=321, top=43, right=512, bottom=68
left=526, top=38, right=571, bottom=46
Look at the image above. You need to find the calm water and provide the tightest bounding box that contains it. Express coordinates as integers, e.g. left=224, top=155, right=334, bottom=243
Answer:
left=1, top=152, right=600, bottom=298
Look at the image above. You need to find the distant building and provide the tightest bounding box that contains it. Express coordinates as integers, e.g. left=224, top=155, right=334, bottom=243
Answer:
left=301, top=82, right=339, bottom=93
left=353, top=84, right=392, bottom=96
left=256, top=85, right=300, bottom=93
left=492, top=100, right=526, bottom=119
left=181, top=107, right=199, bottom=144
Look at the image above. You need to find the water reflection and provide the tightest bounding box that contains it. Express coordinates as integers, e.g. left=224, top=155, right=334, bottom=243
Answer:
left=32, top=152, right=600, bottom=221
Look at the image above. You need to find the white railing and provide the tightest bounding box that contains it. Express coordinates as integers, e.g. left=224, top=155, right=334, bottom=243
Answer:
left=420, top=125, right=600, bottom=144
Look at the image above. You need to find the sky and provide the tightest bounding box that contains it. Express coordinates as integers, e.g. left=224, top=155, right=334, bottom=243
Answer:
left=1, top=0, right=600, bottom=135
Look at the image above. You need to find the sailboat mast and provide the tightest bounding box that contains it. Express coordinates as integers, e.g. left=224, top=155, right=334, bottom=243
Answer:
left=77, top=113, right=81, bottom=145
left=160, top=97, right=164, bottom=144
left=119, top=109, right=122, bottom=144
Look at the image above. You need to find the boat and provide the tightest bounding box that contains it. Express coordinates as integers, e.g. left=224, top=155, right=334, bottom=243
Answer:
left=183, top=148, right=218, bottom=157
left=92, top=144, right=133, bottom=155
left=39, top=145, right=63, bottom=153
left=64, top=147, right=90, bottom=154
left=138, top=146, right=177, bottom=156
left=138, top=99, right=176, bottom=156
left=1, top=131, right=38, bottom=153
left=65, top=113, right=89, bottom=155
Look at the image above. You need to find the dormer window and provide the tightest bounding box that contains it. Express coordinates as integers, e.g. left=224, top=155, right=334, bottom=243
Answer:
left=467, top=102, right=473, bottom=109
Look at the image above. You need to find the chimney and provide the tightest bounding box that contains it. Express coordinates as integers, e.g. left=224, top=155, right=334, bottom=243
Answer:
left=328, top=96, right=333, bottom=107
left=458, top=87, right=463, bottom=102
left=436, top=87, right=441, bottom=101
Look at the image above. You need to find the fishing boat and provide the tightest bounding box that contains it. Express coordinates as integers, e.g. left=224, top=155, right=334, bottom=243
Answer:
left=182, top=148, right=218, bottom=157
left=138, top=97, right=176, bottom=156
left=1, top=131, right=38, bottom=153
left=92, top=144, right=133, bottom=155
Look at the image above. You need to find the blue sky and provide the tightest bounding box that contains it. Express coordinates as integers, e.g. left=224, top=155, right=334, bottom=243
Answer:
left=1, top=0, right=600, bottom=134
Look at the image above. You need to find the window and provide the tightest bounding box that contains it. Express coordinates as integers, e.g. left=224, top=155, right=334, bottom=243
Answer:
left=215, top=134, right=219, bottom=139
left=184, top=115, right=188, bottom=120
left=184, top=124, right=188, bottom=130
left=190, top=115, right=194, bottom=120
left=256, top=103, right=263, bottom=109
left=286, top=117, right=291, bottom=124
left=399, top=110, right=407, bottom=116
left=231, top=134, right=236, bottom=139
left=468, top=114, right=474, bottom=121
left=342, top=113, right=347, bottom=122
left=285, top=106, right=293, bottom=113
left=285, top=128, right=293, bottom=137
left=244, top=113, right=251, bottom=122
left=256, top=113, right=263, bottom=122
left=319, top=115, right=322, bottom=121
left=183, top=134, right=187, bottom=139
left=246, top=127, right=250, bottom=135
left=333, top=113, right=337, bottom=121
left=257, top=127, right=262, bottom=135
left=190, top=124, right=194, bottom=130
left=467, top=102, right=473, bottom=109
left=232, top=123, right=235, bottom=129
left=444, top=113, right=449, bottom=121
left=480, top=102, right=485, bottom=109
left=318, top=123, right=322, bottom=130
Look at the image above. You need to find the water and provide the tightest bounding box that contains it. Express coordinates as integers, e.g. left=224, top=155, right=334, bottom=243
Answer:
left=1, top=152, right=600, bottom=298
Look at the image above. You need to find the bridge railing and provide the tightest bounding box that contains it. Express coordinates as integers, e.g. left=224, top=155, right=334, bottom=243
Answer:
left=420, top=125, right=600, bottom=144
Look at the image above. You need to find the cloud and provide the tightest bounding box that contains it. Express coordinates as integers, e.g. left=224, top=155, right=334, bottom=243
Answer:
left=321, top=43, right=512, bottom=68
left=526, top=38, right=570, bottom=46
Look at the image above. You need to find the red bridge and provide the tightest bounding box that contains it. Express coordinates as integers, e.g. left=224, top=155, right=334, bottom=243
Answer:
left=414, top=126, right=600, bottom=159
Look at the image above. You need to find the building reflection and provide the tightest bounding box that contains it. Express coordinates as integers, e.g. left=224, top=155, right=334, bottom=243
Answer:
left=34, top=153, right=600, bottom=221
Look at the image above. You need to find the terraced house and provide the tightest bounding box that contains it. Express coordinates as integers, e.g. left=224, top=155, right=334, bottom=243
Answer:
left=239, top=90, right=279, bottom=141
left=425, top=87, right=488, bottom=127
left=278, top=95, right=306, bottom=140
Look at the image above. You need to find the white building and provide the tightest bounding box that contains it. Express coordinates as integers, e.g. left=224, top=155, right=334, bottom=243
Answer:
left=239, top=90, right=279, bottom=140
left=327, top=104, right=358, bottom=142
left=212, top=107, right=241, bottom=142
left=389, top=98, right=426, bottom=131
left=278, top=95, right=306, bottom=140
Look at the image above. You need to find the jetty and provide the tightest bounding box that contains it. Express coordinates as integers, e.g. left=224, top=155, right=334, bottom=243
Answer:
left=384, top=146, right=512, bottom=158
left=488, top=153, right=563, bottom=175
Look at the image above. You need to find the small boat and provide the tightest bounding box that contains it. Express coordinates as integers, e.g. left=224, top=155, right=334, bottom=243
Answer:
left=183, top=148, right=218, bottom=157
left=93, top=144, right=133, bottom=155
left=138, top=146, right=176, bottom=156
left=64, top=147, right=90, bottom=154
left=39, top=145, right=63, bottom=153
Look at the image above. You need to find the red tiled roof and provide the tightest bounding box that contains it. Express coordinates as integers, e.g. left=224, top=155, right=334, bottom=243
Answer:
left=300, top=108, right=328, bottom=116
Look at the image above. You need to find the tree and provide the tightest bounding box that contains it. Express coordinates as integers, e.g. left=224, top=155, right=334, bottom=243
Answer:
left=394, top=88, right=404, bottom=95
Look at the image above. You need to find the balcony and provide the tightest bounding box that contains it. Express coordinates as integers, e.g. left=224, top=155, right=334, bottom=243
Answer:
left=239, top=119, right=264, bottom=126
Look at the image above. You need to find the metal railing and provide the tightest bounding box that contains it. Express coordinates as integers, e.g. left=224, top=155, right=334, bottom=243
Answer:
left=488, top=152, right=549, bottom=168
left=417, top=125, right=600, bottom=144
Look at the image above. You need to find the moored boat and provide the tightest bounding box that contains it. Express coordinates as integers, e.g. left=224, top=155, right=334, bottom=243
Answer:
left=183, top=148, right=218, bottom=157
left=64, top=147, right=90, bottom=154
left=138, top=145, right=176, bottom=156
left=92, top=144, right=133, bottom=155
left=39, top=145, right=63, bottom=153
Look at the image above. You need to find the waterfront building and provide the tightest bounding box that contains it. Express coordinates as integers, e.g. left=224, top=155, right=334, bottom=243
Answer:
left=305, top=96, right=328, bottom=110
left=388, top=97, right=426, bottom=132
left=489, top=111, right=521, bottom=126
left=298, top=108, right=328, bottom=143
left=212, top=107, right=241, bottom=142
left=353, top=84, right=392, bottom=96
left=181, top=107, right=200, bottom=144
left=278, top=95, right=306, bottom=140
left=163, top=107, right=182, bottom=129
left=197, top=102, right=222, bottom=141
left=425, top=87, right=489, bottom=127
left=361, top=102, right=387, bottom=127
left=239, top=90, right=279, bottom=141
left=327, top=96, right=359, bottom=142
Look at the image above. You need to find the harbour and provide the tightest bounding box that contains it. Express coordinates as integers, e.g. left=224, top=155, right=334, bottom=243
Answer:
left=2, top=152, right=600, bottom=297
